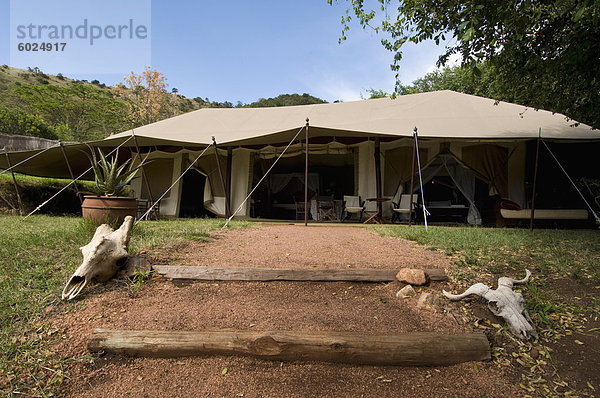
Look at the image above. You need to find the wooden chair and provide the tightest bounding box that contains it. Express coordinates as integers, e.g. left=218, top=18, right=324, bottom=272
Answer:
left=391, top=194, right=418, bottom=223
left=342, top=195, right=365, bottom=222
left=294, top=197, right=309, bottom=220
left=316, top=195, right=335, bottom=221
left=137, top=199, right=160, bottom=220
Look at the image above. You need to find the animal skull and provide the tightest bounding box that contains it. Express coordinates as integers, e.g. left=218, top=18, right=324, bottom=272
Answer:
left=62, top=216, right=134, bottom=300
left=443, top=269, right=537, bottom=340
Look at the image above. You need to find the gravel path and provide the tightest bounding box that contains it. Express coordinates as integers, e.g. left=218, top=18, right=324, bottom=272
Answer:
left=153, top=224, right=451, bottom=269
left=52, top=223, right=519, bottom=397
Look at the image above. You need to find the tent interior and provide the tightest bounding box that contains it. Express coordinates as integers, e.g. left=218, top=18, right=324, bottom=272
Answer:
left=251, top=152, right=355, bottom=220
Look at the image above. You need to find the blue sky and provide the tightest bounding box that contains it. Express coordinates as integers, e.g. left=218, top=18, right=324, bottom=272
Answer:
left=0, top=0, right=451, bottom=104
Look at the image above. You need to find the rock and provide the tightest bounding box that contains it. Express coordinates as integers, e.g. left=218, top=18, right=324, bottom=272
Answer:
left=122, top=256, right=152, bottom=279
left=416, top=292, right=433, bottom=310
left=396, top=284, right=416, bottom=298
left=396, top=268, right=428, bottom=286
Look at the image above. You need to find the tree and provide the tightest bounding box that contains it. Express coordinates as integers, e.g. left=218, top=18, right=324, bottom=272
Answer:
left=113, top=67, right=181, bottom=126
left=13, top=81, right=131, bottom=141
left=330, top=0, right=600, bottom=128
left=243, top=93, right=327, bottom=108
left=363, top=88, right=391, bottom=99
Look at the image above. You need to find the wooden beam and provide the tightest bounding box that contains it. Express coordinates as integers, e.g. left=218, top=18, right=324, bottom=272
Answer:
left=88, top=329, right=490, bottom=366
left=152, top=265, right=448, bottom=282
left=374, top=137, right=382, bottom=215
left=3, top=148, right=23, bottom=215
left=408, top=133, right=417, bottom=226
left=530, top=128, right=542, bottom=231
left=226, top=147, right=233, bottom=218
left=304, top=118, right=309, bottom=227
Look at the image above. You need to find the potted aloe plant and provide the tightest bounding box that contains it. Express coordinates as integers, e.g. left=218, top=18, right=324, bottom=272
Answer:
left=81, top=148, right=145, bottom=225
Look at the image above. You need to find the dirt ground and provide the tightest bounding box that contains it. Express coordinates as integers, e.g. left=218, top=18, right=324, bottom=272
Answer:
left=51, top=224, right=526, bottom=397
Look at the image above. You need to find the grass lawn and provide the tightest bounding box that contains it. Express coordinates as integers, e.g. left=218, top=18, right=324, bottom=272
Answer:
left=0, top=215, right=249, bottom=397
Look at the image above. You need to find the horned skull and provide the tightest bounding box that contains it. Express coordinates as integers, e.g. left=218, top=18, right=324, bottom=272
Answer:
left=443, top=269, right=537, bottom=340
left=62, top=216, right=134, bottom=300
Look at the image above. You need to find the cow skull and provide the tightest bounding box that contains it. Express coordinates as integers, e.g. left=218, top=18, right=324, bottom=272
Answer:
left=443, top=269, right=537, bottom=340
left=62, top=216, right=134, bottom=300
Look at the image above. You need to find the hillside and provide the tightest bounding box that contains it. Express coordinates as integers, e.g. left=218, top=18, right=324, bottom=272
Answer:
left=0, top=66, right=328, bottom=143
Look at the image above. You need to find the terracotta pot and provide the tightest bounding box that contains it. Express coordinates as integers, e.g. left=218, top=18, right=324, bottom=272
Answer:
left=81, top=196, right=137, bottom=225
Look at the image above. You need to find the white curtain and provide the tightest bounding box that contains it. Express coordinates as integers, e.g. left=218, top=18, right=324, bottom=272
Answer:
left=269, top=173, right=319, bottom=194
left=270, top=174, right=295, bottom=194
left=442, top=156, right=482, bottom=225
left=412, top=154, right=482, bottom=225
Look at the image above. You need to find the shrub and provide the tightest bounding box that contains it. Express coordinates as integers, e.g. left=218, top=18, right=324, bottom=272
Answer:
left=0, top=108, right=58, bottom=140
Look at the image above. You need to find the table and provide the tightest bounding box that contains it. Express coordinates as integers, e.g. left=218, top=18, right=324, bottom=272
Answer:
left=363, top=198, right=390, bottom=224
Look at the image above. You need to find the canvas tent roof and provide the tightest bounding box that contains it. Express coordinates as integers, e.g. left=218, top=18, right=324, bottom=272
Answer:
left=106, top=90, right=598, bottom=146
left=1, top=90, right=598, bottom=179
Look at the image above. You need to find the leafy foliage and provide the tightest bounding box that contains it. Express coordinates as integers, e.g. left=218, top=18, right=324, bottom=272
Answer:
left=11, top=82, right=131, bottom=142
left=113, top=67, right=182, bottom=126
left=0, top=107, right=58, bottom=140
left=87, top=148, right=145, bottom=197
left=331, top=0, right=600, bottom=128
left=243, top=93, right=327, bottom=108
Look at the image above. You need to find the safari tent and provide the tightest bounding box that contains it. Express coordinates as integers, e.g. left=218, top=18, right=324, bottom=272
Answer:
left=2, top=90, right=599, bottom=224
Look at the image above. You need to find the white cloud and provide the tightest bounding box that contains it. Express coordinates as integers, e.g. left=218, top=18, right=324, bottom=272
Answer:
left=311, top=76, right=363, bottom=102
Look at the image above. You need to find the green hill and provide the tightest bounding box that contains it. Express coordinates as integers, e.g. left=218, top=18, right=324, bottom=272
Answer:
left=0, top=65, right=327, bottom=143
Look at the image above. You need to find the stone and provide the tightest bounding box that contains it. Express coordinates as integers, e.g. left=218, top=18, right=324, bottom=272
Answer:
left=396, top=284, right=416, bottom=298
left=416, top=292, right=433, bottom=310
left=396, top=268, right=428, bottom=286
left=121, top=256, right=152, bottom=279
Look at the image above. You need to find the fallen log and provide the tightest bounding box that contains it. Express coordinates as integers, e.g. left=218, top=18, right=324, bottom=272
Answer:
left=88, top=329, right=489, bottom=366
left=153, top=266, right=448, bottom=282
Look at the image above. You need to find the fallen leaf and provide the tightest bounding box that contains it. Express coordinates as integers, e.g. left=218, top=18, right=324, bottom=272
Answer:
left=587, top=381, right=595, bottom=390
left=473, top=363, right=479, bottom=372
left=574, top=340, right=584, bottom=345
left=136, top=376, right=143, bottom=381
left=221, top=367, right=228, bottom=375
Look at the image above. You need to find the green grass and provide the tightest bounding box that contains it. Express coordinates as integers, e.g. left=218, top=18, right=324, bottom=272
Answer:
left=373, top=225, right=600, bottom=338
left=374, top=225, right=600, bottom=283
left=0, top=215, right=249, bottom=396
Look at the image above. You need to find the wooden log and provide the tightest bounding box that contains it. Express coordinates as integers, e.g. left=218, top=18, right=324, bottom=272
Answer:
left=152, top=266, right=448, bottom=282
left=424, top=268, right=449, bottom=282
left=88, top=329, right=490, bottom=366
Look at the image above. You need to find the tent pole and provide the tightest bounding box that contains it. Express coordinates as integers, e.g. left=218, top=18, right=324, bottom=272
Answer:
left=3, top=147, right=23, bottom=215
left=304, top=118, right=309, bottom=227
left=59, top=141, right=83, bottom=204
left=226, top=146, right=233, bottom=218
left=408, top=134, right=417, bottom=226
left=414, top=128, right=428, bottom=231
left=374, top=137, right=383, bottom=222
left=132, top=131, right=155, bottom=219
left=529, top=128, right=541, bottom=231
left=212, top=137, right=230, bottom=218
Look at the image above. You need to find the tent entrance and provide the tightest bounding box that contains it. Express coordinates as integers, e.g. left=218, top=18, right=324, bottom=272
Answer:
left=419, top=175, right=471, bottom=222
left=178, top=169, right=211, bottom=218
left=251, top=152, right=355, bottom=220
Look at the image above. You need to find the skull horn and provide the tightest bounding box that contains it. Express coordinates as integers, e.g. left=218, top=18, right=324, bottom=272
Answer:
left=442, top=283, right=489, bottom=301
